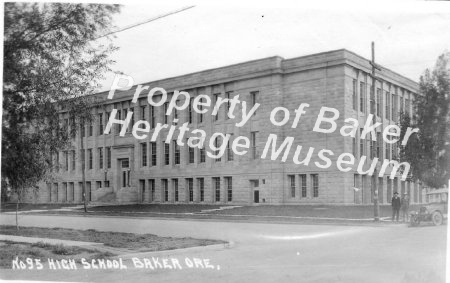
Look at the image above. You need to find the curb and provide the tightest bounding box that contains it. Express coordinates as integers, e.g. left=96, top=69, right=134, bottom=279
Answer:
left=11, top=211, right=412, bottom=227
left=117, top=241, right=234, bottom=259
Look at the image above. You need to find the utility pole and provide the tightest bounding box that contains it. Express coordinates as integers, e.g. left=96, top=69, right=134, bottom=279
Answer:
left=370, top=42, right=381, bottom=221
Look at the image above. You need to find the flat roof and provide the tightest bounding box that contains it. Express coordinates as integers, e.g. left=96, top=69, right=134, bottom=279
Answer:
left=96, top=48, right=419, bottom=99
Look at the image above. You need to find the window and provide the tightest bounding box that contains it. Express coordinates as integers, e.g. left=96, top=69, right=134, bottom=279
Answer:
left=80, top=149, right=85, bottom=170
left=98, top=148, right=103, bottom=169
left=104, top=180, right=110, bottom=187
left=227, top=134, right=233, bottom=161
left=56, top=152, right=60, bottom=171
left=198, top=178, right=205, bottom=202
left=98, top=113, right=103, bottom=135
left=164, top=103, right=169, bottom=124
left=376, top=88, right=381, bottom=117
left=392, top=143, right=397, bottom=160
left=214, top=137, right=221, bottom=162
left=300, top=174, right=307, bottom=198
left=360, top=82, right=365, bottom=113
left=311, top=174, right=319, bottom=198
left=392, top=93, right=396, bottom=122
left=251, top=91, right=258, bottom=116
left=63, top=119, right=69, bottom=134
left=80, top=122, right=85, bottom=138
left=385, top=91, right=390, bottom=120
left=173, top=141, right=180, bottom=165
left=173, top=179, right=179, bottom=202
left=376, top=132, right=381, bottom=159
left=187, top=178, right=194, bottom=202
left=359, top=128, right=364, bottom=157
left=370, top=135, right=374, bottom=160
left=189, top=145, right=195, bottom=163
left=48, top=153, right=53, bottom=170
left=200, top=147, right=206, bottom=163
left=129, top=108, right=135, bottom=132
left=289, top=175, right=295, bottom=198
left=352, top=137, right=356, bottom=156
left=405, top=99, right=410, bottom=116
left=198, top=98, right=204, bottom=123
left=115, top=110, right=121, bottom=133
left=225, top=91, right=233, bottom=119
left=174, top=101, right=179, bottom=121
left=151, top=142, right=157, bottom=166
left=149, top=179, right=155, bottom=201
left=71, top=150, right=76, bottom=171
left=251, top=131, right=258, bottom=159
left=70, top=117, right=76, bottom=138
left=106, top=147, right=111, bottom=168
left=385, top=143, right=390, bottom=160
left=370, top=85, right=375, bottom=115
left=164, top=143, right=170, bottom=165
left=105, top=112, right=110, bottom=134
left=150, top=106, right=155, bottom=128
left=400, top=96, right=404, bottom=113
left=88, top=149, right=93, bottom=169
left=213, top=93, right=220, bottom=121
left=225, top=177, right=232, bottom=202
left=141, top=106, right=146, bottom=120
left=54, top=183, right=58, bottom=201
left=188, top=98, right=193, bottom=124
left=386, top=177, right=392, bottom=203
left=96, top=181, right=102, bottom=189
left=352, top=79, right=357, bottom=110
left=141, top=143, right=147, bottom=167
left=62, top=182, right=67, bottom=201
left=65, top=151, right=69, bottom=171
left=88, top=120, right=93, bottom=136
left=213, top=177, right=220, bottom=202
left=162, top=179, right=168, bottom=202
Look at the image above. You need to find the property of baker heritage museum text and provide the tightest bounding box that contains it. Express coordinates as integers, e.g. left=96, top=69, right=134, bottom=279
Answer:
left=21, top=50, right=423, bottom=206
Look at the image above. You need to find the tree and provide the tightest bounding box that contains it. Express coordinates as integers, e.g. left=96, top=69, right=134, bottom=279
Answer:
left=2, top=3, right=121, bottom=227
left=399, top=52, right=450, bottom=189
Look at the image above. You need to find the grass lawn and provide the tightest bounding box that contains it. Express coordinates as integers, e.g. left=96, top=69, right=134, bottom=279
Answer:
left=1, top=203, right=79, bottom=212
left=0, top=225, right=224, bottom=253
left=0, top=240, right=113, bottom=268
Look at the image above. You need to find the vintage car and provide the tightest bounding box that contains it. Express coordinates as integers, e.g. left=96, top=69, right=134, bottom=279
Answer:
left=410, top=188, right=448, bottom=226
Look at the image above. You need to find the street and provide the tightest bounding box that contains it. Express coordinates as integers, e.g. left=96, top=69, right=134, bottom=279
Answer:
left=0, top=214, right=447, bottom=283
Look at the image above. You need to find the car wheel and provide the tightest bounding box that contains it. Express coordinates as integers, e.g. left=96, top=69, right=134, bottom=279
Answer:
left=432, top=211, right=443, bottom=226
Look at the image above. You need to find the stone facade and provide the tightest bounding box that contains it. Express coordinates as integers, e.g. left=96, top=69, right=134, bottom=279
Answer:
left=21, top=49, right=425, bottom=205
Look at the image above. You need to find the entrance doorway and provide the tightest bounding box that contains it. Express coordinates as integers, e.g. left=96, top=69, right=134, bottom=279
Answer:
left=250, top=180, right=259, bottom=203
left=254, top=190, right=260, bottom=203
left=119, top=159, right=130, bottom=188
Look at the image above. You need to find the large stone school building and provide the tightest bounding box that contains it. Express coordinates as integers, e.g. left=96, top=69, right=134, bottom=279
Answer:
left=21, top=49, right=425, bottom=205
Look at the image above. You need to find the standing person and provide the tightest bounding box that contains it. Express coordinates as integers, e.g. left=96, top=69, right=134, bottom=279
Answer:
left=401, top=193, right=410, bottom=223
left=391, top=192, right=401, bottom=222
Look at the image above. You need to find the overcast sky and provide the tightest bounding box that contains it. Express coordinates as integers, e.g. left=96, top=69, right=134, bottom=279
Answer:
left=98, top=0, right=450, bottom=91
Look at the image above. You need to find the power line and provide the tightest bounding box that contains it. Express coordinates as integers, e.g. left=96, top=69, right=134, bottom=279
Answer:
left=95, top=5, right=195, bottom=40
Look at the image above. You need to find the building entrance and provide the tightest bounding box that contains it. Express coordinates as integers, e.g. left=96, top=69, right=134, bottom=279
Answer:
left=119, top=159, right=130, bottom=188
left=250, top=180, right=259, bottom=203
